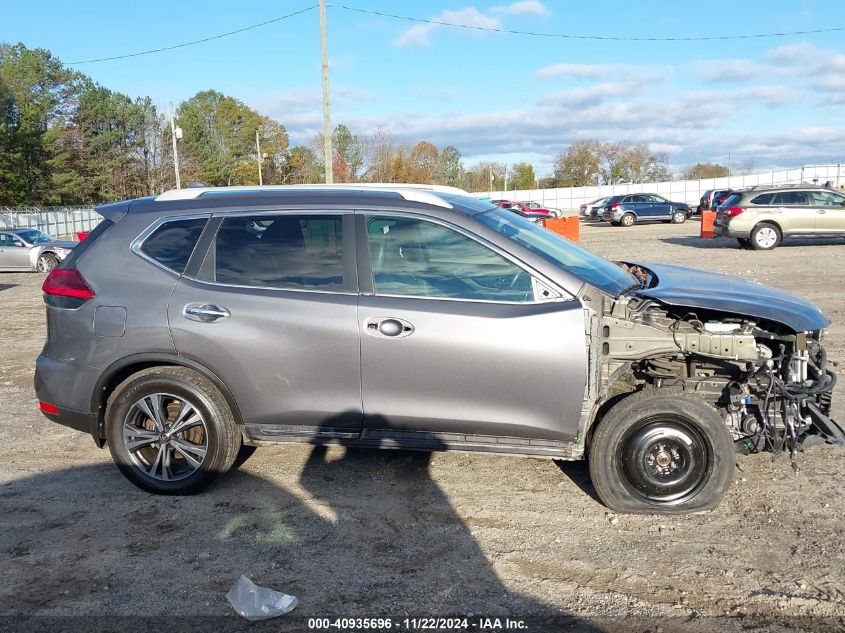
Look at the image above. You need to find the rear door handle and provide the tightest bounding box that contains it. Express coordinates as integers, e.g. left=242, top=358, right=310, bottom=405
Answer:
left=817, top=209, right=826, bottom=214
left=183, top=303, right=230, bottom=323
left=365, top=317, right=414, bottom=338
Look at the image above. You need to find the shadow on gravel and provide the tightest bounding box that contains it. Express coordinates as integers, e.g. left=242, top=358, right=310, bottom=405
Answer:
left=0, top=284, right=18, bottom=292
left=553, top=460, right=602, bottom=506
left=0, top=452, right=605, bottom=633
left=661, top=236, right=845, bottom=250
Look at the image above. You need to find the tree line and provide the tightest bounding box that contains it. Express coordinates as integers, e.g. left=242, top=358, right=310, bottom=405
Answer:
left=1, top=42, right=740, bottom=206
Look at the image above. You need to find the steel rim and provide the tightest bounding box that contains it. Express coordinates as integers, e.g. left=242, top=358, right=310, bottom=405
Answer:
left=123, top=393, right=209, bottom=481
left=755, top=227, right=778, bottom=248
left=617, top=417, right=709, bottom=505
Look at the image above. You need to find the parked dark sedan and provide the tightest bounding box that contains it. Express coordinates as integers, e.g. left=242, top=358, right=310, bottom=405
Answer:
left=600, top=194, right=692, bottom=227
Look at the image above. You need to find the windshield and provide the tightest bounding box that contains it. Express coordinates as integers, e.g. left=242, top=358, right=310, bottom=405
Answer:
left=15, top=229, right=55, bottom=244
left=476, top=208, right=637, bottom=296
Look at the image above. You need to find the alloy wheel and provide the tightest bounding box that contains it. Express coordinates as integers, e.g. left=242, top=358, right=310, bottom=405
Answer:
left=122, top=393, right=209, bottom=481
left=754, top=226, right=778, bottom=249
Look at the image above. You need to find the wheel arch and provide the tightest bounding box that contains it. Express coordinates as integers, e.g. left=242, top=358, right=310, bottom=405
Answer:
left=753, top=218, right=784, bottom=235
left=91, top=353, right=244, bottom=446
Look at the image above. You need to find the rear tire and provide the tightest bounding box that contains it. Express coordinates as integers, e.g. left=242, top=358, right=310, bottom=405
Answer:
left=737, top=238, right=751, bottom=248
left=36, top=253, right=58, bottom=273
left=620, top=213, right=636, bottom=227
left=105, top=367, right=241, bottom=495
left=750, top=223, right=781, bottom=250
left=588, top=390, right=734, bottom=514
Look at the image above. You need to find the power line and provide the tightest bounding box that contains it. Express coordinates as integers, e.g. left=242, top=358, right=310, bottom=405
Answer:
left=64, top=2, right=845, bottom=66
left=328, top=3, right=845, bottom=42
left=67, top=5, right=318, bottom=65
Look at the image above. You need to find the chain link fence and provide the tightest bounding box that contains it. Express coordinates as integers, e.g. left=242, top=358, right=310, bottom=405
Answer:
left=0, top=206, right=100, bottom=238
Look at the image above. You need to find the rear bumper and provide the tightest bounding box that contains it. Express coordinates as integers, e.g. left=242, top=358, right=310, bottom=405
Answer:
left=34, top=354, right=102, bottom=444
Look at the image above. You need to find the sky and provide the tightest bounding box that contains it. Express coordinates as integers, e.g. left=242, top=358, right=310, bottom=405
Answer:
left=2, top=0, right=844, bottom=175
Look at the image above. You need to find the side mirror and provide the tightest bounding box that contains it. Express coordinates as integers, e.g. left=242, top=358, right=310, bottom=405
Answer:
left=12, top=240, right=25, bottom=247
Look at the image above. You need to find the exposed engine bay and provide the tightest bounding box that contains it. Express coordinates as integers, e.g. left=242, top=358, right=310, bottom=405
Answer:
left=591, top=288, right=843, bottom=463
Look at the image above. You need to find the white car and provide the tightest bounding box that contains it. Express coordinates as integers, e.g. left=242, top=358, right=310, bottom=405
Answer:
left=0, top=229, right=77, bottom=272
left=579, top=197, right=610, bottom=220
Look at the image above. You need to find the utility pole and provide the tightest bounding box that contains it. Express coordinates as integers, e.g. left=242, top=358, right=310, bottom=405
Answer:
left=169, top=102, right=181, bottom=189
left=489, top=165, right=493, bottom=192
left=503, top=164, right=508, bottom=192
left=319, top=0, right=333, bottom=183
left=255, top=129, right=263, bottom=186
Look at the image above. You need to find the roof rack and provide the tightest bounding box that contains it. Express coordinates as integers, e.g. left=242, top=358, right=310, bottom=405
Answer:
left=745, top=183, right=827, bottom=191
left=154, top=183, right=468, bottom=208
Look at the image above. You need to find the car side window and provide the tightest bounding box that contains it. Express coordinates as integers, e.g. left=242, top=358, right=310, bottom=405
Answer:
left=214, top=214, right=344, bottom=290
left=366, top=216, right=534, bottom=302
left=629, top=195, right=646, bottom=203
left=774, top=191, right=809, bottom=205
left=811, top=191, right=845, bottom=206
left=750, top=193, right=774, bottom=205
left=0, top=233, right=11, bottom=246
left=140, top=218, right=207, bottom=274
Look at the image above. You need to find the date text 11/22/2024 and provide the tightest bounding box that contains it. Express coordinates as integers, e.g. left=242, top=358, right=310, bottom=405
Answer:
left=307, top=617, right=528, bottom=630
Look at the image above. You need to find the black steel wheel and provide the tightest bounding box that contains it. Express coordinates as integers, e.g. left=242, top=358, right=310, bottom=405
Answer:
left=589, top=390, right=734, bottom=514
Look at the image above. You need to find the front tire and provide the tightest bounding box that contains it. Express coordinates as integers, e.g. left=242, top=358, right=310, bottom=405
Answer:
left=105, top=367, right=241, bottom=495
left=36, top=253, right=58, bottom=273
left=589, top=390, right=734, bottom=514
left=671, top=210, right=687, bottom=224
left=750, top=222, right=781, bottom=250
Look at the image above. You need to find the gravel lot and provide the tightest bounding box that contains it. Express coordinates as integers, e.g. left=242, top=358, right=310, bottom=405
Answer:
left=1, top=220, right=843, bottom=632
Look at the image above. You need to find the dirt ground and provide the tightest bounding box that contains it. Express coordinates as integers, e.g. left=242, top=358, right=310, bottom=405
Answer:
left=1, top=220, right=843, bottom=632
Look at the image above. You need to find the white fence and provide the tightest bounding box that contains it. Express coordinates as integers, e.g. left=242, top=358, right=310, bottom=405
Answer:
left=0, top=207, right=100, bottom=237
left=479, top=163, right=845, bottom=213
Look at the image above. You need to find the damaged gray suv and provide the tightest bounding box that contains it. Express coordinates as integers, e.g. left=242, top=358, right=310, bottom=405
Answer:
left=35, top=185, right=842, bottom=514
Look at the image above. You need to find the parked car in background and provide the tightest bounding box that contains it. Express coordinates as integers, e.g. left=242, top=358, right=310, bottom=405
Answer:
left=714, top=185, right=845, bottom=250
left=521, top=201, right=563, bottom=217
left=579, top=197, right=610, bottom=220
left=493, top=200, right=551, bottom=223
left=710, top=189, right=734, bottom=211
left=600, top=194, right=692, bottom=227
left=698, top=190, right=713, bottom=214
left=35, top=184, right=841, bottom=514
left=0, top=228, right=77, bottom=272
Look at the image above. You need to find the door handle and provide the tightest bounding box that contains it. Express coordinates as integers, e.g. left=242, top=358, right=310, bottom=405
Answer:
left=817, top=209, right=826, bottom=214
left=365, top=317, right=414, bottom=338
left=183, top=303, right=230, bottom=323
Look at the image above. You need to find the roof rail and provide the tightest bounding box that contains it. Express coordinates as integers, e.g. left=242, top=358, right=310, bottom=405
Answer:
left=154, top=183, right=467, bottom=208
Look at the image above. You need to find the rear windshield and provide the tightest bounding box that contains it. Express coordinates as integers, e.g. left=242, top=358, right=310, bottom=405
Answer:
left=721, top=194, right=742, bottom=208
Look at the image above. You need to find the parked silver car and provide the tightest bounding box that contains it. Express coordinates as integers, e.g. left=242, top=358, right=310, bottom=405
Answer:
left=0, top=228, right=76, bottom=272
left=35, top=185, right=841, bottom=514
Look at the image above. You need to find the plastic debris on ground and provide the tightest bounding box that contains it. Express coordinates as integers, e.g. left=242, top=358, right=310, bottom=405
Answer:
left=226, top=574, right=298, bottom=621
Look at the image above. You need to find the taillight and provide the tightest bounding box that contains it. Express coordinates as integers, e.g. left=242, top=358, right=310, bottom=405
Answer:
left=724, top=207, right=745, bottom=217
left=42, top=269, right=95, bottom=300
left=611, top=203, right=621, bottom=209
left=39, top=401, right=59, bottom=415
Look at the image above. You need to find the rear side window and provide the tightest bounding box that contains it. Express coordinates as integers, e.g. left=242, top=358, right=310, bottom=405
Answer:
left=773, top=191, right=809, bottom=205
left=140, top=218, right=207, bottom=274
left=750, top=193, right=774, bottom=205
left=214, top=214, right=344, bottom=290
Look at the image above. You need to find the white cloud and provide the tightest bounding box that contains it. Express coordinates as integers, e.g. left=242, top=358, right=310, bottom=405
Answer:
left=394, top=7, right=501, bottom=47
left=690, top=58, right=767, bottom=82
left=537, top=83, right=637, bottom=107
left=535, top=63, right=613, bottom=80
left=490, top=1, right=549, bottom=16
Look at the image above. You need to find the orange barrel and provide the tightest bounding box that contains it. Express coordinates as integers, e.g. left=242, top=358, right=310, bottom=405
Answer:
left=700, top=211, right=716, bottom=238
left=543, top=216, right=580, bottom=242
